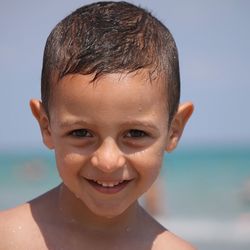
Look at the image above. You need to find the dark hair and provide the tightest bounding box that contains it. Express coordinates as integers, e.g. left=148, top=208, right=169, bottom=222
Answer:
left=41, top=1, right=180, bottom=123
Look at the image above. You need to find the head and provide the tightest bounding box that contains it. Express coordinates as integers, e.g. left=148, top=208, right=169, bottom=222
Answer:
left=41, top=1, right=180, bottom=124
left=30, top=1, right=193, bottom=218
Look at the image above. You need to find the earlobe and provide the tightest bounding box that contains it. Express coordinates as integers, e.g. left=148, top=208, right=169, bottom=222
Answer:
left=30, top=99, right=54, bottom=149
left=166, top=102, right=194, bottom=152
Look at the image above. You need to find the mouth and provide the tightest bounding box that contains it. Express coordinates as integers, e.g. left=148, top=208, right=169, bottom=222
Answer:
left=84, top=178, right=132, bottom=194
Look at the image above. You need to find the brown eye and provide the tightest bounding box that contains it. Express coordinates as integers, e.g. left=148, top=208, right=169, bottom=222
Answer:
left=126, top=129, right=147, bottom=138
left=71, top=129, right=92, bottom=138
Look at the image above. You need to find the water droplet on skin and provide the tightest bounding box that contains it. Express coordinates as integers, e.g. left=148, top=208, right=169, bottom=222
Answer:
left=70, top=218, right=76, bottom=223
left=18, top=226, right=22, bottom=230
left=74, top=193, right=80, bottom=199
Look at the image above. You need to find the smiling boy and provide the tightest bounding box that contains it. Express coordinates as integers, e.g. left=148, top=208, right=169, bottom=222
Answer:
left=0, top=1, right=195, bottom=249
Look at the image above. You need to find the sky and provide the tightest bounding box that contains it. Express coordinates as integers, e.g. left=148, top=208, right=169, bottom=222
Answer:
left=0, top=0, right=250, bottom=150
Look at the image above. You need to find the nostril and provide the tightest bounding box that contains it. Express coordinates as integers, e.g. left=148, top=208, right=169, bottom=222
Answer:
left=90, top=139, right=125, bottom=172
left=90, top=154, right=125, bottom=173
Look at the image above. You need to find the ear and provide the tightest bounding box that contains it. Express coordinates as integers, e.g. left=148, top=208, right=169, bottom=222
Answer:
left=166, top=102, right=194, bottom=152
left=30, top=99, right=54, bottom=149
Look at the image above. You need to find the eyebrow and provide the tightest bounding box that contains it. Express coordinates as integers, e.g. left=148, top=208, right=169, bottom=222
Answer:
left=120, top=120, right=159, bottom=131
left=59, top=119, right=159, bottom=131
left=59, top=120, right=92, bottom=129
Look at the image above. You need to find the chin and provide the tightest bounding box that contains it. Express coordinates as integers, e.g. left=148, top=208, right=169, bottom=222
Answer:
left=85, top=198, right=136, bottom=220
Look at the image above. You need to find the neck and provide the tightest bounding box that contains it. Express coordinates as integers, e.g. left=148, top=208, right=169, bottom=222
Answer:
left=56, top=183, right=143, bottom=233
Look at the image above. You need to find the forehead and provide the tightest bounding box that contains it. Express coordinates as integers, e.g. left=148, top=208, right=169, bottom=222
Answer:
left=49, top=70, right=169, bottom=121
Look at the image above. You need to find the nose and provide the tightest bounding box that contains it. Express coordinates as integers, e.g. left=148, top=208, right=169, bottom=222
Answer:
left=91, top=138, right=126, bottom=173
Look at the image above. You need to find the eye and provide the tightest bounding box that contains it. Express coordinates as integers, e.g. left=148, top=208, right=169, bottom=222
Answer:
left=70, top=129, right=92, bottom=138
left=126, top=129, right=148, bottom=138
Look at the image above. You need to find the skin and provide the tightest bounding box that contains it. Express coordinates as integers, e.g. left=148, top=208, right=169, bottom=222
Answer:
left=0, top=70, right=195, bottom=249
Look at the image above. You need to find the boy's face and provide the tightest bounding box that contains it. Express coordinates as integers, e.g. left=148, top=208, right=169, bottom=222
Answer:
left=31, top=70, right=192, bottom=218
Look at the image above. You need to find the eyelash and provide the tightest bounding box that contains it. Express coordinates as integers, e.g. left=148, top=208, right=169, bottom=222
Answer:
left=69, top=129, right=149, bottom=139
left=70, top=129, right=92, bottom=138
left=125, top=129, right=148, bottom=138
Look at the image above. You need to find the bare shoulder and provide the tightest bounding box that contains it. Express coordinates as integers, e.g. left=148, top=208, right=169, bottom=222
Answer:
left=152, top=230, right=197, bottom=250
left=0, top=203, right=32, bottom=233
left=0, top=203, right=45, bottom=249
left=138, top=208, right=196, bottom=250
left=0, top=188, right=61, bottom=249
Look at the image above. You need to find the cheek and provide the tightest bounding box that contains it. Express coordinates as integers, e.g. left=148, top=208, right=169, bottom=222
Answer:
left=54, top=149, right=85, bottom=178
left=131, top=144, right=165, bottom=179
left=129, top=150, right=164, bottom=199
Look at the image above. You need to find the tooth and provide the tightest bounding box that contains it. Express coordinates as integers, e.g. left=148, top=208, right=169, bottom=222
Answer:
left=94, top=180, right=124, bottom=187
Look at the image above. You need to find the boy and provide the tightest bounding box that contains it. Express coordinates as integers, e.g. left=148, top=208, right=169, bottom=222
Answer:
left=0, top=1, right=195, bottom=249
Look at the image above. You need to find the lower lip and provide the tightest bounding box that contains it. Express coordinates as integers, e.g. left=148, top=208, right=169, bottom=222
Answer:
left=85, top=179, right=131, bottom=194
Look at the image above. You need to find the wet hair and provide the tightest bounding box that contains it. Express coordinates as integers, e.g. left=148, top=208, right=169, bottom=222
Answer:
left=41, top=1, right=180, bottom=123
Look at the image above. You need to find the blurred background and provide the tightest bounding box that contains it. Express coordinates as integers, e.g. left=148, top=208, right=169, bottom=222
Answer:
left=0, top=1, right=249, bottom=249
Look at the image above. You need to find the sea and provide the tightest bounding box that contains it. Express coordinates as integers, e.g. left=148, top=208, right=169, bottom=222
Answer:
left=0, top=145, right=250, bottom=250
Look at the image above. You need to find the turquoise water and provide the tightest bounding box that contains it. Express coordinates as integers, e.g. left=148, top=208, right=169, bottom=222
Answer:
left=164, top=145, right=250, bottom=219
left=1, top=145, right=250, bottom=248
left=1, top=145, right=250, bottom=217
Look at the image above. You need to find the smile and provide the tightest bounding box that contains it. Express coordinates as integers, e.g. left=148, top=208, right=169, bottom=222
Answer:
left=84, top=178, right=132, bottom=194
left=93, top=180, right=125, bottom=187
